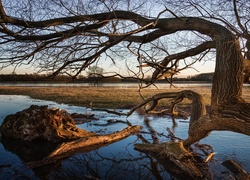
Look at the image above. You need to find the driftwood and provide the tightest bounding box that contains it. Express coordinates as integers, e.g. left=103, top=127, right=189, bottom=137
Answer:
left=92, top=90, right=212, bottom=178
left=134, top=141, right=212, bottom=179
left=0, top=105, right=96, bottom=142
left=222, top=160, right=250, bottom=180
left=84, top=90, right=250, bottom=179
left=27, top=125, right=141, bottom=169
left=131, top=92, right=213, bottom=179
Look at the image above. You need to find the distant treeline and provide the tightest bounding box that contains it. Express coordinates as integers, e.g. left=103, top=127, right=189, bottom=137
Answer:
left=0, top=72, right=216, bottom=83
left=185, top=72, right=214, bottom=82
left=0, top=74, right=72, bottom=82
left=0, top=74, right=123, bottom=83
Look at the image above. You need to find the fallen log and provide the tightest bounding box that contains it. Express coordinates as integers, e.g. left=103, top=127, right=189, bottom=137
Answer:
left=222, top=159, right=250, bottom=180
left=134, top=142, right=212, bottom=179
left=0, top=105, right=141, bottom=170
left=27, top=125, right=141, bottom=169
left=47, top=125, right=141, bottom=160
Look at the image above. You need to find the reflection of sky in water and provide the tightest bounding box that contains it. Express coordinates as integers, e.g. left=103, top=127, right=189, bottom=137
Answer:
left=0, top=95, right=249, bottom=179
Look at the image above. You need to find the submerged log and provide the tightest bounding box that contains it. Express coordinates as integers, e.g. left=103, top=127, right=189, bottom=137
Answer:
left=222, top=160, right=250, bottom=180
left=134, top=142, right=212, bottom=179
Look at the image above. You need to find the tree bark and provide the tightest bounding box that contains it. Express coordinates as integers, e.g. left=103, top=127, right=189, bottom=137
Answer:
left=222, top=159, right=250, bottom=179
left=26, top=125, right=141, bottom=169
left=47, top=125, right=140, bottom=160
left=211, top=29, right=244, bottom=112
left=134, top=142, right=212, bottom=179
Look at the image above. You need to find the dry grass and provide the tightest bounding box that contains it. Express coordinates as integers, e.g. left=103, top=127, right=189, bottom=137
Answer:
left=0, top=85, right=249, bottom=109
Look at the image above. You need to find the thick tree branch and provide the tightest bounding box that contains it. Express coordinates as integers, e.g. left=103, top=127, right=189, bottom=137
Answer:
left=233, top=0, right=247, bottom=35
left=127, top=90, right=206, bottom=123
left=0, top=21, right=109, bottom=41
left=0, top=10, right=151, bottom=28
left=151, top=41, right=215, bottom=82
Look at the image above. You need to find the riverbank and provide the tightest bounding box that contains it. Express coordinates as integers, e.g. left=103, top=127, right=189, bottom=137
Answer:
left=0, top=86, right=250, bottom=109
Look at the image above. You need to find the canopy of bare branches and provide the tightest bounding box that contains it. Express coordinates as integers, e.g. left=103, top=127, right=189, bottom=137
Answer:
left=0, top=1, right=245, bottom=79
left=0, top=0, right=250, bottom=140
left=1, top=1, right=250, bottom=178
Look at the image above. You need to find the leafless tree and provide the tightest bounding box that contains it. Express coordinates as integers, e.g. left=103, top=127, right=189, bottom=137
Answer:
left=0, top=0, right=250, bottom=161
left=160, top=0, right=250, bottom=71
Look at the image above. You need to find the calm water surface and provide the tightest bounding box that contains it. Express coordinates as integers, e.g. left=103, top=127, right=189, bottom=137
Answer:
left=0, top=95, right=249, bottom=179
left=1, top=82, right=250, bottom=89
left=0, top=82, right=213, bottom=88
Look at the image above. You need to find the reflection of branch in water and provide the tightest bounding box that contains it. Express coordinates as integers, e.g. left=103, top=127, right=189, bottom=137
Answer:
left=144, top=117, right=159, bottom=144
left=0, top=136, right=60, bottom=162
left=136, top=131, right=150, bottom=144
left=141, top=117, right=181, bottom=144
left=49, top=126, right=176, bottom=180
left=50, top=148, right=169, bottom=179
left=95, top=150, right=147, bottom=165
left=91, top=108, right=128, bottom=116
left=147, top=155, right=165, bottom=180
left=166, top=127, right=182, bottom=142
left=39, top=139, right=152, bottom=179
left=92, top=119, right=131, bottom=126
left=138, top=131, right=170, bottom=142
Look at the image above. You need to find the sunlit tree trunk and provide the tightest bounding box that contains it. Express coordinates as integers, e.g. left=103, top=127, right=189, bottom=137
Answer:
left=211, top=29, right=244, bottom=114
left=184, top=31, right=247, bottom=144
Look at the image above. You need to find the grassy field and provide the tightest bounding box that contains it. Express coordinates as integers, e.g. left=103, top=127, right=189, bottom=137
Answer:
left=0, top=85, right=250, bottom=109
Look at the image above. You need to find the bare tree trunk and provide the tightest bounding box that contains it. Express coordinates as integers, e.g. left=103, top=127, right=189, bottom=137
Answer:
left=211, top=29, right=244, bottom=113
left=184, top=25, right=250, bottom=146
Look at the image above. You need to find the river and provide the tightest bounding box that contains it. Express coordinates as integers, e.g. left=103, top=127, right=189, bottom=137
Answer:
left=0, top=95, right=249, bottom=179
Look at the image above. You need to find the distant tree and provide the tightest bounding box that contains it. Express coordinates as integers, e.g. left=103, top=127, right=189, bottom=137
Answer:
left=86, top=66, right=105, bottom=77
left=190, top=72, right=214, bottom=81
